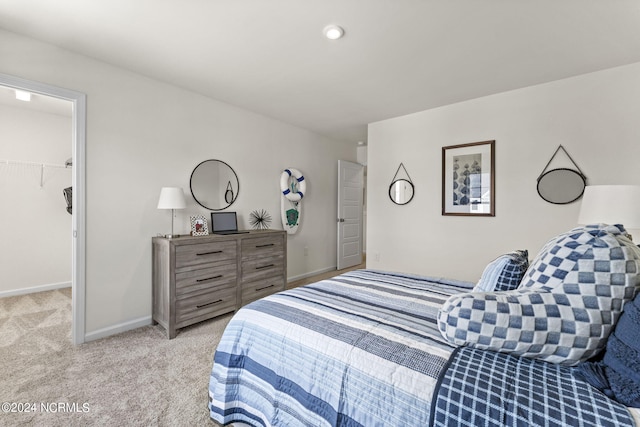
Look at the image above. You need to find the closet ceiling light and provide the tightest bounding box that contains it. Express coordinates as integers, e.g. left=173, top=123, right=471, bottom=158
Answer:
left=323, top=25, right=344, bottom=40
left=15, top=90, right=31, bottom=101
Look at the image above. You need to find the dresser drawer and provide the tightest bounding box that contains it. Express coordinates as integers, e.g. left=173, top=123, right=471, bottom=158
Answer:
left=176, top=263, right=237, bottom=297
left=241, top=275, right=285, bottom=305
left=175, top=286, right=237, bottom=328
left=242, top=257, right=285, bottom=283
left=242, top=235, right=284, bottom=260
left=175, top=240, right=237, bottom=269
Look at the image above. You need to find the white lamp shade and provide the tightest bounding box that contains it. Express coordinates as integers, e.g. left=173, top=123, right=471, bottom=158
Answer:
left=157, top=187, right=186, bottom=209
left=578, top=185, right=640, bottom=229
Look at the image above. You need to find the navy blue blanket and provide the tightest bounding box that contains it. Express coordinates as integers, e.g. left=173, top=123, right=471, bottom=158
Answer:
left=575, top=291, right=640, bottom=407
left=432, top=347, right=634, bottom=427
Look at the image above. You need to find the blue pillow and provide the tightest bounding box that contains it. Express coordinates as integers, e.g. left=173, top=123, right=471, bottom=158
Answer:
left=575, top=291, right=640, bottom=407
left=473, top=250, right=529, bottom=292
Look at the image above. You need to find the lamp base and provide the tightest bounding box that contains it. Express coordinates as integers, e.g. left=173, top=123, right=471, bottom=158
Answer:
left=163, top=234, right=181, bottom=239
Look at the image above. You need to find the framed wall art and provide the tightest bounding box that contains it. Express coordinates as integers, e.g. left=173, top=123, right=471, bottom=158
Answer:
left=442, top=140, right=495, bottom=216
left=190, top=215, right=209, bottom=236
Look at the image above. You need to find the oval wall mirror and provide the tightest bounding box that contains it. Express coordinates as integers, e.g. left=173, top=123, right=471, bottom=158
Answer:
left=537, top=168, right=586, bottom=204
left=224, top=182, right=234, bottom=204
left=389, top=179, right=415, bottom=205
left=190, top=159, right=239, bottom=210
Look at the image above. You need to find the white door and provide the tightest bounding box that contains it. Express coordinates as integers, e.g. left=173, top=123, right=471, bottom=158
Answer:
left=337, top=160, right=364, bottom=270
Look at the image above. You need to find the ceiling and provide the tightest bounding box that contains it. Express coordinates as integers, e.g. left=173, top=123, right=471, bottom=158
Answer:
left=2, top=0, right=640, bottom=144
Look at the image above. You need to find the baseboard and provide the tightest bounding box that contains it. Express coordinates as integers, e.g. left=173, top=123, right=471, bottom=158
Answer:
left=287, top=266, right=337, bottom=283
left=0, top=281, right=71, bottom=298
left=84, top=316, right=153, bottom=343
left=83, top=265, right=353, bottom=341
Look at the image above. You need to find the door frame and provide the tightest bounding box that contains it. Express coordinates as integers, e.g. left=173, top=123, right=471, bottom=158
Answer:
left=0, top=72, right=87, bottom=344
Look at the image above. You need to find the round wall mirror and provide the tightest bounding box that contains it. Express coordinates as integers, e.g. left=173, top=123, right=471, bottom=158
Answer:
left=190, top=159, right=239, bottom=210
left=537, top=168, right=586, bottom=204
left=389, top=179, right=415, bottom=205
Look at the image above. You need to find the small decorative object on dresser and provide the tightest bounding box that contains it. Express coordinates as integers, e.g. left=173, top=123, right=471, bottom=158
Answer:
left=249, top=209, right=272, bottom=230
left=152, top=229, right=286, bottom=338
left=190, top=215, right=209, bottom=236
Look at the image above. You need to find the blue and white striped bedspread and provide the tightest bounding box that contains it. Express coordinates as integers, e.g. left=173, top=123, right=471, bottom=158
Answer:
left=208, top=269, right=474, bottom=426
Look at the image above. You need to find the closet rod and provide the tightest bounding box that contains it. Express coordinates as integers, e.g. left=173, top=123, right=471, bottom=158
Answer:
left=1, top=159, right=70, bottom=169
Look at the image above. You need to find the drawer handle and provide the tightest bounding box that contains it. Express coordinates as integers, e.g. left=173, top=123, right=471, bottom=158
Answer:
left=256, top=284, right=274, bottom=292
left=196, top=274, right=223, bottom=282
left=197, top=299, right=223, bottom=309
left=256, top=243, right=274, bottom=248
left=256, top=264, right=274, bottom=270
left=197, top=250, right=223, bottom=256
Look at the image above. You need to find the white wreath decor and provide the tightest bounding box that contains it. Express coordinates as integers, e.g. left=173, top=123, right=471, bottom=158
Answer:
left=280, top=168, right=306, bottom=202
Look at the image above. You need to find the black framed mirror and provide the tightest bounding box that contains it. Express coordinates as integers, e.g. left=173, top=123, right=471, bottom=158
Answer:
left=190, top=159, right=239, bottom=210
left=389, top=163, right=415, bottom=205
left=536, top=145, right=587, bottom=205
left=224, top=181, right=234, bottom=204
left=537, top=168, right=586, bottom=204
left=389, top=179, right=415, bottom=205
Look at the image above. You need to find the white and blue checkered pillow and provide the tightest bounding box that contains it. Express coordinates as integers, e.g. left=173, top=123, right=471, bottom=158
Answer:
left=438, top=224, right=640, bottom=366
left=474, top=250, right=529, bottom=292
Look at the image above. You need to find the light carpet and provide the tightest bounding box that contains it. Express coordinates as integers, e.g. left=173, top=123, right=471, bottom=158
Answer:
left=0, top=288, right=231, bottom=427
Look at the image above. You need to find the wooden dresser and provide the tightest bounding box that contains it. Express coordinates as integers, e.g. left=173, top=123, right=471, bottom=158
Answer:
left=152, top=229, right=286, bottom=338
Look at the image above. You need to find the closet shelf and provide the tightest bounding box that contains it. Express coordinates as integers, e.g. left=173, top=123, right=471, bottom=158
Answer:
left=1, top=159, right=70, bottom=169
left=1, top=158, right=71, bottom=188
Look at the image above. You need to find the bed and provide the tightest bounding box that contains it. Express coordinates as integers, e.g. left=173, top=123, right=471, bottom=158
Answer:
left=209, top=225, right=640, bottom=426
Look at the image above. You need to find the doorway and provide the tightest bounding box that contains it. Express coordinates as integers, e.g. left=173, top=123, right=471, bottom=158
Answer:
left=0, top=72, right=86, bottom=344
left=337, top=160, right=365, bottom=270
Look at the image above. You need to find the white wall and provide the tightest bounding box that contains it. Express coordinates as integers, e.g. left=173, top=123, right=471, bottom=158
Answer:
left=0, top=29, right=355, bottom=337
left=0, top=104, right=72, bottom=293
left=367, top=62, right=640, bottom=282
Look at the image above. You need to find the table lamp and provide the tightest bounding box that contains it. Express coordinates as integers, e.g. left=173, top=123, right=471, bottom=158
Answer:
left=157, top=187, right=186, bottom=238
left=578, top=185, right=640, bottom=241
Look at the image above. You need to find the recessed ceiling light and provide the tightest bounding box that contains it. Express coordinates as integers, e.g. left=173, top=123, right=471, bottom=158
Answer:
left=323, top=25, right=344, bottom=40
left=15, top=90, right=31, bottom=102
